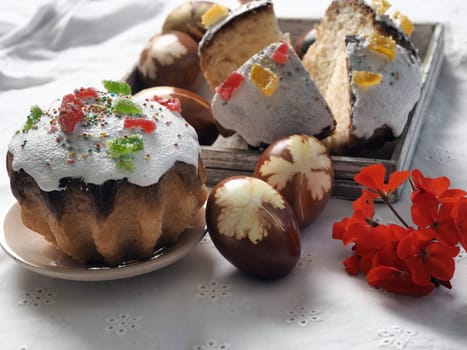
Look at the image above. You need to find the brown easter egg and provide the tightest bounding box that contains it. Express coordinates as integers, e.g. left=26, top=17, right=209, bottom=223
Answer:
left=254, top=134, right=334, bottom=228
left=206, top=176, right=301, bottom=279
left=135, top=86, right=218, bottom=145
left=162, top=1, right=217, bottom=42
left=137, top=31, right=200, bottom=89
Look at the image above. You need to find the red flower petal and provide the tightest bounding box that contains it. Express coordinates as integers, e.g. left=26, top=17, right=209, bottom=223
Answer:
left=411, top=169, right=450, bottom=197
left=439, top=189, right=467, bottom=203
left=332, top=217, right=353, bottom=240
left=385, top=170, right=410, bottom=193
left=353, top=190, right=377, bottom=220
left=435, top=203, right=460, bottom=246
left=410, top=191, right=438, bottom=228
left=425, top=243, right=459, bottom=281
left=367, top=266, right=434, bottom=297
left=354, top=164, right=386, bottom=193
left=343, top=255, right=361, bottom=275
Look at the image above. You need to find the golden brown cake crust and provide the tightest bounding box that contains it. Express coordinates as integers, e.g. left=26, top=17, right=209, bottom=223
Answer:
left=7, top=151, right=207, bottom=266
left=198, top=0, right=281, bottom=91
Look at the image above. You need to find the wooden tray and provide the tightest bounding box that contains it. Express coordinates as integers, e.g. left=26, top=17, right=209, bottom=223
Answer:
left=127, top=19, right=444, bottom=201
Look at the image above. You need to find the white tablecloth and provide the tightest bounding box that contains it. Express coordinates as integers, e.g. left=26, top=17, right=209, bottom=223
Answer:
left=1, top=1, right=467, bottom=349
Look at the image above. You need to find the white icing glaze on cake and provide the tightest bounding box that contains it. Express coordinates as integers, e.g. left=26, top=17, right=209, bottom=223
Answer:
left=211, top=42, right=334, bottom=147
left=8, top=90, right=200, bottom=191
left=347, top=35, right=422, bottom=140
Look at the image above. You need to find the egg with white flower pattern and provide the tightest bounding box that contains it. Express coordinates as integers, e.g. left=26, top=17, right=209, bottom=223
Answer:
left=136, top=31, right=200, bottom=89
left=206, top=176, right=301, bottom=279
left=254, top=134, right=334, bottom=228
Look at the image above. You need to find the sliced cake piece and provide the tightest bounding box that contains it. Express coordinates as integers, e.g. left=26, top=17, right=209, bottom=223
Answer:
left=199, top=0, right=282, bottom=92
left=211, top=42, right=335, bottom=147
left=302, top=0, right=421, bottom=153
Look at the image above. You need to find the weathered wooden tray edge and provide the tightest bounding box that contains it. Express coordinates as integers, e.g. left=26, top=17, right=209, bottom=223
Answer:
left=201, top=21, right=445, bottom=201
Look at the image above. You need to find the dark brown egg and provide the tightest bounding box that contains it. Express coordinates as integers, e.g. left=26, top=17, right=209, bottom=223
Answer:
left=137, top=31, right=200, bottom=90
left=206, top=176, right=301, bottom=279
left=294, top=28, right=316, bottom=59
left=135, top=86, right=218, bottom=145
left=254, top=134, right=334, bottom=228
left=162, top=1, right=217, bottom=42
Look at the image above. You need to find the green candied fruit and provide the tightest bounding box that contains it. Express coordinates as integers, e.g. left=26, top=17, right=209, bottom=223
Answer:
left=113, top=98, right=142, bottom=115
left=108, top=134, right=144, bottom=159
left=102, top=80, right=132, bottom=95
left=117, top=158, right=136, bottom=171
left=23, top=105, right=43, bottom=133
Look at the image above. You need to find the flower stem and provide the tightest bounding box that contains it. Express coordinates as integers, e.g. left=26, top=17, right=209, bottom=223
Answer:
left=378, top=190, right=410, bottom=228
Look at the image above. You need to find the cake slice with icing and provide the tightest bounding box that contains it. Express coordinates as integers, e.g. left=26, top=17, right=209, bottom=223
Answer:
left=211, top=42, right=335, bottom=147
left=199, top=0, right=282, bottom=92
left=302, top=0, right=422, bottom=153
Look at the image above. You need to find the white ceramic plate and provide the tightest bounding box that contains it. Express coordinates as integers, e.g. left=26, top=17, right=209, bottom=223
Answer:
left=0, top=202, right=206, bottom=281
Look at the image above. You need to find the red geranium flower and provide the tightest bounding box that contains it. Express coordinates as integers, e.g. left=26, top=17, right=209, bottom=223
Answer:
left=332, top=190, right=377, bottom=241
left=335, top=165, right=462, bottom=297
left=452, top=197, right=467, bottom=251
left=411, top=191, right=459, bottom=246
left=354, top=164, right=409, bottom=198
left=343, top=255, right=361, bottom=275
left=367, top=266, right=435, bottom=297
left=397, top=229, right=459, bottom=286
left=411, top=169, right=450, bottom=198
left=343, top=223, right=402, bottom=274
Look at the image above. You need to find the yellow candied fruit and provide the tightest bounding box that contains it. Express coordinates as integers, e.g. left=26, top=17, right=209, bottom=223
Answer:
left=392, top=11, right=415, bottom=37
left=249, top=63, right=279, bottom=96
left=201, top=4, right=229, bottom=29
left=371, top=0, right=391, bottom=15
left=352, top=71, right=383, bottom=88
left=366, top=33, right=397, bottom=62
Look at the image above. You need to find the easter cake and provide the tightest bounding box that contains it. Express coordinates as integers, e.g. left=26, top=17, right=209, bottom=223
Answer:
left=6, top=81, right=207, bottom=266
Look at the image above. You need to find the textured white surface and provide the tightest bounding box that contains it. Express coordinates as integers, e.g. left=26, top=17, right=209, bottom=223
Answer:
left=1, top=1, right=467, bottom=349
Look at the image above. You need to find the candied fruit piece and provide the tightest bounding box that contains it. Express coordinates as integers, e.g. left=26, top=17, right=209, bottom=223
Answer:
left=152, top=96, right=182, bottom=112
left=249, top=63, right=279, bottom=96
left=216, top=72, right=245, bottom=102
left=108, top=135, right=144, bottom=158
left=371, top=0, right=391, bottom=15
left=352, top=70, right=383, bottom=87
left=114, top=98, right=143, bottom=115
left=201, top=4, right=229, bottom=28
left=124, top=118, right=156, bottom=133
left=392, top=11, right=415, bottom=37
left=74, top=87, right=99, bottom=100
left=108, top=134, right=144, bottom=171
left=102, top=80, right=132, bottom=95
left=366, top=33, right=397, bottom=62
left=271, top=42, right=289, bottom=64
left=58, top=94, right=84, bottom=133
left=23, top=105, right=43, bottom=133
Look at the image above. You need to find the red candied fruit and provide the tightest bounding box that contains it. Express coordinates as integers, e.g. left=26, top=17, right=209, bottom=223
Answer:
left=58, top=94, right=84, bottom=133
left=271, top=42, right=289, bottom=64
left=152, top=96, right=182, bottom=112
left=216, top=72, right=245, bottom=102
left=74, top=87, right=99, bottom=100
left=124, top=118, right=156, bottom=133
